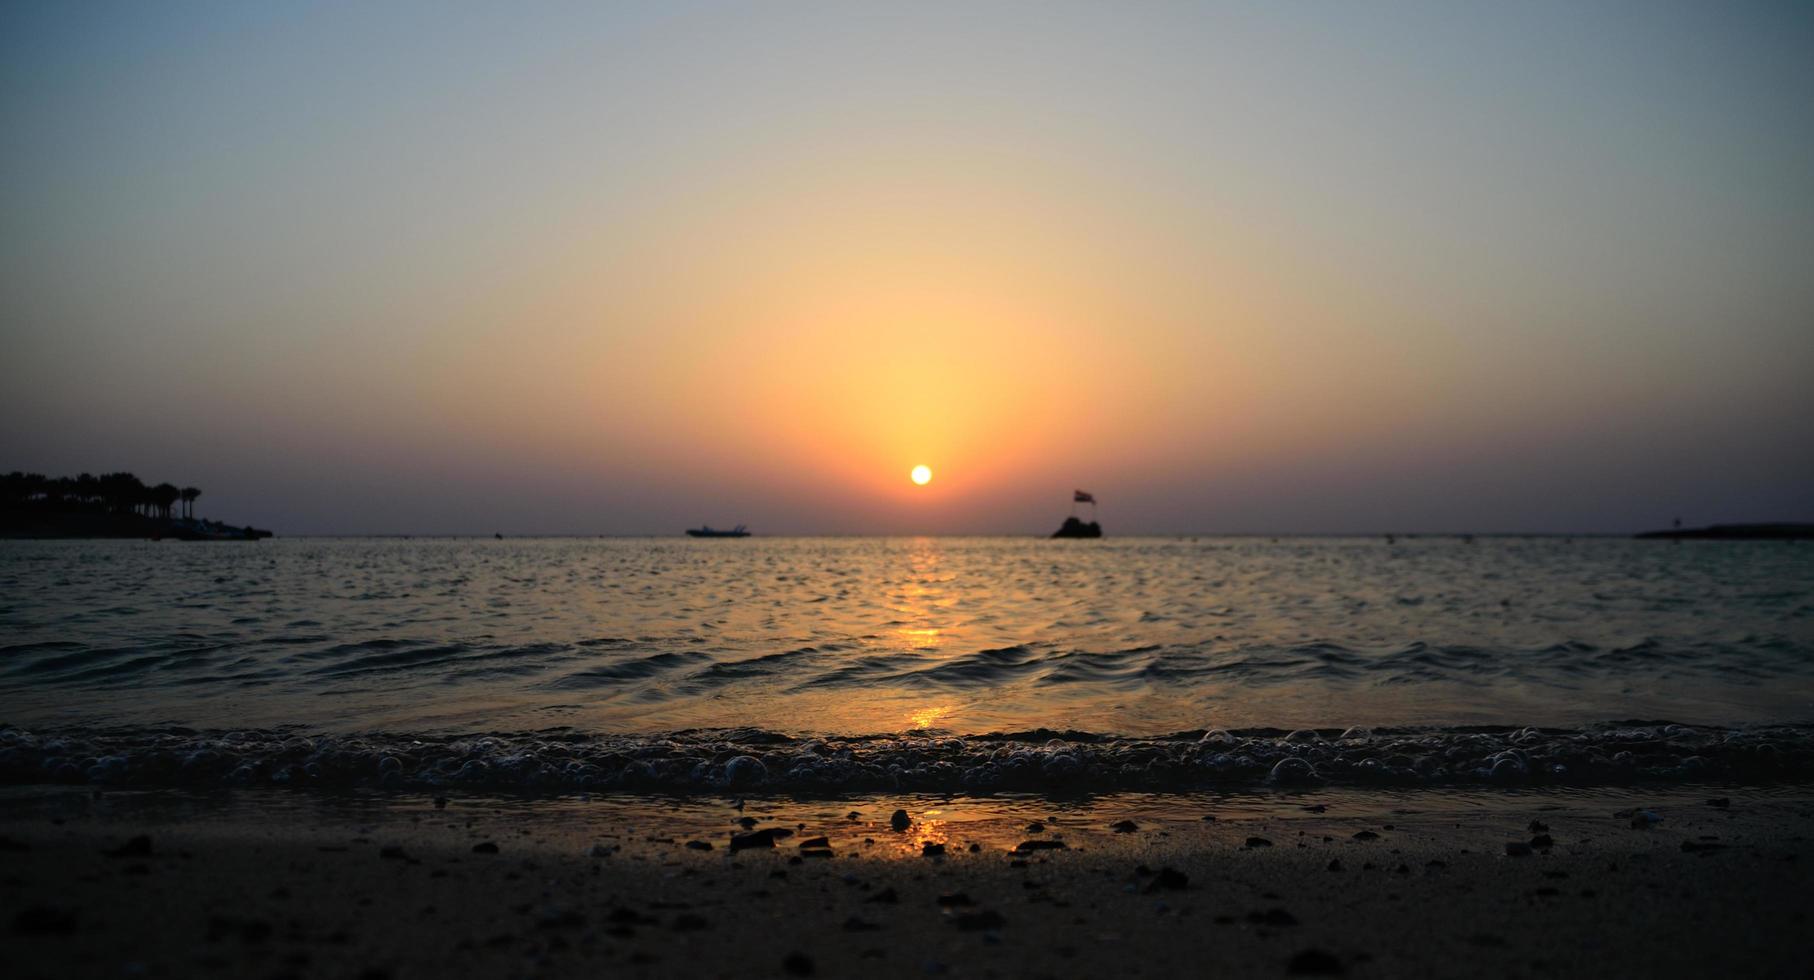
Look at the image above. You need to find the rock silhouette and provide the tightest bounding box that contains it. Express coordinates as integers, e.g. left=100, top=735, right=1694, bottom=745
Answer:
left=1051, top=516, right=1102, bottom=539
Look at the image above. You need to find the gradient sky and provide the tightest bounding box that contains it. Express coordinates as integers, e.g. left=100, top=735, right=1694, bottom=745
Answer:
left=4, top=1, right=1812, bottom=535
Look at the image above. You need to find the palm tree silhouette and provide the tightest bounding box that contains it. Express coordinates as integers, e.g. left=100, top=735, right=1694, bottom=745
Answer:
left=151, top=482, right=181, bottom=520
left=180, top=487, right=201, bottom=520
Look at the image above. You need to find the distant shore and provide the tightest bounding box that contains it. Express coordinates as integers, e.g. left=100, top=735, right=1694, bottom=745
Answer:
left=0, top=511, right=271, bottom=540
left=1634, top=522, right=1814, bottom=541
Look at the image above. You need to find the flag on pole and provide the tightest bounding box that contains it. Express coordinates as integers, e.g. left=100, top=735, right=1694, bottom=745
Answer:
left=1074, top=490, right=1095, bottom=504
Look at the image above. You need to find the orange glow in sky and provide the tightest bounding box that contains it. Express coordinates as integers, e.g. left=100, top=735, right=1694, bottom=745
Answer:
left=3, top=5, right=1810, bottom=534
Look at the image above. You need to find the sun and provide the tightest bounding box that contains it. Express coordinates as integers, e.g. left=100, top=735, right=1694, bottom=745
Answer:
left=910, top=464, right=932, bottom=486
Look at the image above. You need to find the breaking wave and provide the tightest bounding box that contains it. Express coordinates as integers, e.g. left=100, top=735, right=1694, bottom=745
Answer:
left=4, top=721, right=1810, bottom=797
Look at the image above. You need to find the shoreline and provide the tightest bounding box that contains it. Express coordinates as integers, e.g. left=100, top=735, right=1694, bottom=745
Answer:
left=4, top=784, right=1810, bottom=978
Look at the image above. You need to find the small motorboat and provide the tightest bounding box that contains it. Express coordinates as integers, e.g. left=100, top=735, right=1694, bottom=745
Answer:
left=686, top=524, right=750, bottom=538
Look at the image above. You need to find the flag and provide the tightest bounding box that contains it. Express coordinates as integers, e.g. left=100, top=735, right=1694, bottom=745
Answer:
left=1074, top=490, right=1095, bottom=504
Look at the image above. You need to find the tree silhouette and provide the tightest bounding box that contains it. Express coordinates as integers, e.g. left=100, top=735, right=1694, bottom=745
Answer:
left=150, top=483, right=181, bottom=519
left=180, top=487, right=200, bottom=520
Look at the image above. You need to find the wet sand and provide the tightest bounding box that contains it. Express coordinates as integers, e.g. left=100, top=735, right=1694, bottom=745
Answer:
left=3, top=787, right=1810, bottom=979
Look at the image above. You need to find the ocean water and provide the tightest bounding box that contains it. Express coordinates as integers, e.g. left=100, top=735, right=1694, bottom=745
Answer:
left=2, top=536, right=1811, bottom=793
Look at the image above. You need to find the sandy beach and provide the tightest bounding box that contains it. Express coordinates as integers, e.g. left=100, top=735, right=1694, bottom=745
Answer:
left=4, top=785, right=1809, bottom=979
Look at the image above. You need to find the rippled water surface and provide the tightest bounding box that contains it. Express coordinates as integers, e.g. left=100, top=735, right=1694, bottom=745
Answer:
left=1, top=537, right=1811, bottom=736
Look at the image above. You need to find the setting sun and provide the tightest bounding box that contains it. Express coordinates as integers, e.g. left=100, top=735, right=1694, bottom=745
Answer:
left=910, top=465, right=932, bottom=486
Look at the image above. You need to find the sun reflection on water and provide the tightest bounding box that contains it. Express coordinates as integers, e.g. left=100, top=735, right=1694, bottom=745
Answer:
left=908, top=704, right=953, bottom=730
left=897, top=627, right=942, bottom=649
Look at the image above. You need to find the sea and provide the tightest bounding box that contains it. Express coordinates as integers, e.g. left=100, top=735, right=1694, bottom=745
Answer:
left=2, top=536, right=1811, bottom=795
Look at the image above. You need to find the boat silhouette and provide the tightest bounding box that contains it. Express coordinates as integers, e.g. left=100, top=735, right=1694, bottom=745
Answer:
left=686, top=524, right=750, bottom=538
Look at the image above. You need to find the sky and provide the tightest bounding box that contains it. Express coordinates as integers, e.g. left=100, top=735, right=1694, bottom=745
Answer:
left=3, top=1, right=1812, bottom=535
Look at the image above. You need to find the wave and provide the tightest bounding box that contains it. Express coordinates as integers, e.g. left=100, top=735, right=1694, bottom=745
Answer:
left=3, top=721, right=1809, bottom=797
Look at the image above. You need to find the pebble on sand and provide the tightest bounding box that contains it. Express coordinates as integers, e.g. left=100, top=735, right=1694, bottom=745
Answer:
left=1143, top=867, right=1189, bottom=892
left=102, top=834, right=153, bottom=858
left=922, top=842, right=947, bottom=857
left=949, top=909, right=1007, bottom=931
left=471, top=841, right=499, bottom=854
left=1014, top=839, right=1068, bottom=853
left=1111, top=820, right=1139, bottom=833
left=14, top=906, right=79, bottom=935
left=1245, top=836, right=1274, bottom=849
left=729, top=828, right=794, bottom=851
left=890, top=809, right=911, bottom=831
left=685, top=840, right=714, bottom=851
left=1287, top=948, right=1346, bottom=975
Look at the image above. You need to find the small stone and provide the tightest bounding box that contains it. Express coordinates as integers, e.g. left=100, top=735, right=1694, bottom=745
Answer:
left=13, top=906, right=78, bottom=935
left=797, top=837, right=830, bottom=849
left=1529, top=834, right=1554, bottom=849
left=729, top=828, right=794, bottom=851
left=1287, top=948, right=1345, bottom=975
left=1326, top=859, right=1344, bottom=871
left=1351, top=830, right=1379, bottom=841
left=1014, top=840, right=1067, bottom=853
left=685, top=840, right=714, bottom=851
left=1110, top=820, right=1139, bottom=833
left=379, top=845, right=408, bottom=860
left=889, top=809, right=912, bottom=831
left=471, top=842, right=499, bottom=854
left=1245, top=836, right=1273, bottom=849
left=103, top=835, right=153, bottom=858
left=949, top=910, right=1006, bottom=931
left=1025, top=821, right=1046, bottom=833
left=847, top=811, right=862, bottom=820
left=1301, top=804, right=1327, bottom=813
left=1143, top=867, right=1189, bottom=892
left=922, top=842, right=946, bottom=857
left=737, top=816, right=758, bottom=830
